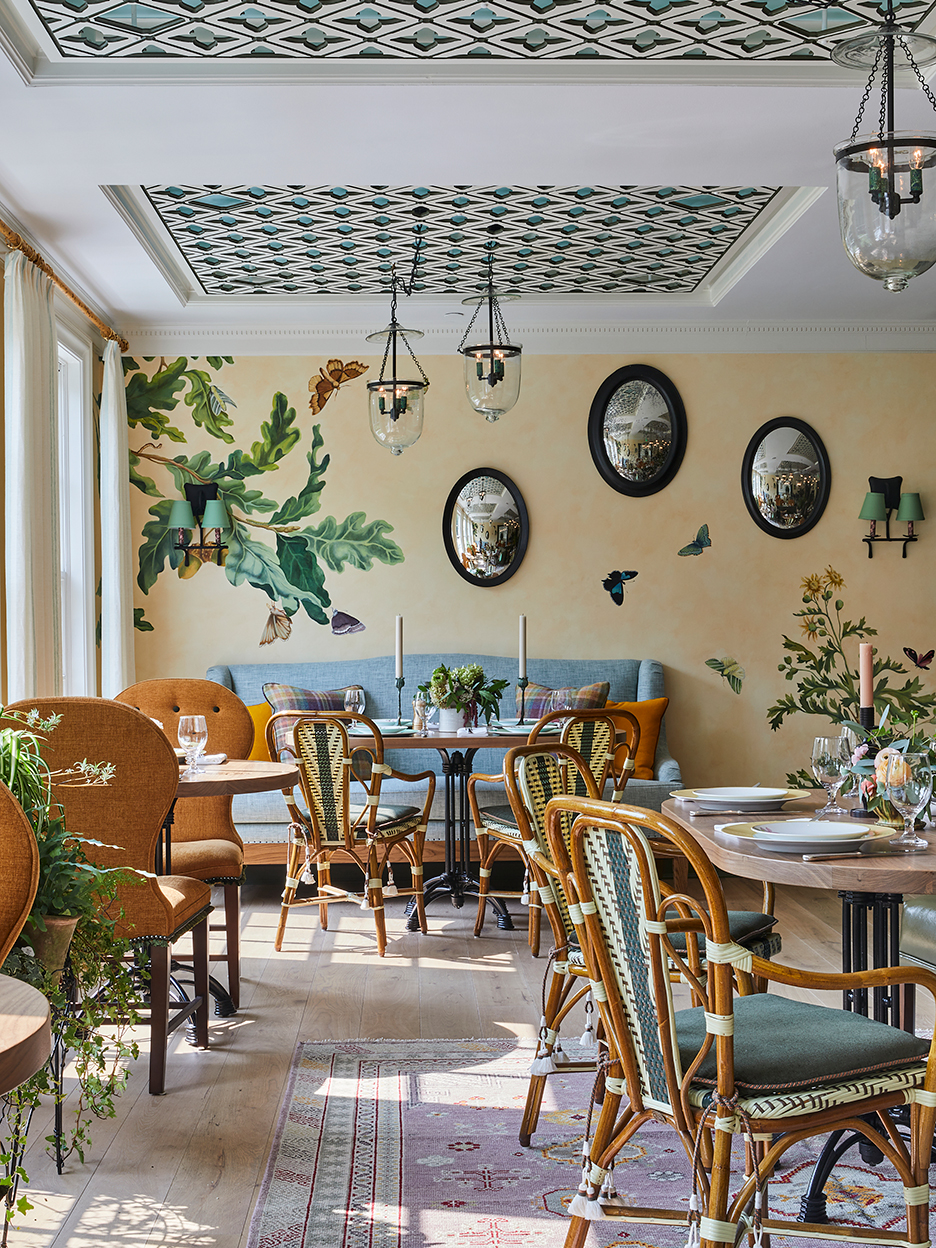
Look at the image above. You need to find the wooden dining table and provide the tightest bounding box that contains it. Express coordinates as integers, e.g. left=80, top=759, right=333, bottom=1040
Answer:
left=0, top=973, right=51, bottom=1096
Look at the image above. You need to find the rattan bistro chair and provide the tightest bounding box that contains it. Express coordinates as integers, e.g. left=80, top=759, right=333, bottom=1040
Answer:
left=0, top=781, right=40, bottom=965
left=546, top=797, right=936, bottom=1248
left=117, top=679, right=252, bottom=1009
left=6, top=697, right=212, bottom=1096
left=266, top=711, right=435, bottom=957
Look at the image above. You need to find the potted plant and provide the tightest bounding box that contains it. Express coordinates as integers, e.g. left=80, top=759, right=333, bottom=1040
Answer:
left=419, top=664, right=510, bottom=732
left=0, top=709, right=140, bottom=1244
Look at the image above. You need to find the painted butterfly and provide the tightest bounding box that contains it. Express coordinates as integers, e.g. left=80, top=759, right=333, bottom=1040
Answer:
left=602, top=570, right=638, bottom=605
left=705, top=656, right=745, bottom=695
left=904, top=647, right=934, bottom=670
left=260, top=601, right=292, bottom=646
left=332, top=609, right=366, bottom=636
left=208, top=384, right=236, bottom=419
left=678, top=524, right=711, bottom=557
left=308, top=359, right=369, bottom=414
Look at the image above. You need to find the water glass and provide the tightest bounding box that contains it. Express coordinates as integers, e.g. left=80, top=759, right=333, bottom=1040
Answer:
left=344, top=688, right=366, bottom=717
left=178, top=715, right=208, bottom=773
left=811, top=736, right=849, bottom=816
left=886, top=752, right=933, bottom=854
left=414, top=694, right=430, bottom=736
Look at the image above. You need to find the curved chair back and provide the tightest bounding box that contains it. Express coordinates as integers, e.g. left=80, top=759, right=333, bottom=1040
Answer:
left=528, top=710, right=618, bottom=795
left=5, top=697, right=180, bottom=941
left=117, top=679, right=253, bottom=846
left=0, top=781, right=39, bottom=965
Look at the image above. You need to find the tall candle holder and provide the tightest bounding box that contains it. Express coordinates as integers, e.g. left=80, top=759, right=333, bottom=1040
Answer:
left=396, top=676, right=405, bottom=726
left=516, top=676, right=529, bottom=727
left=849, top=704, right=878, bottom=820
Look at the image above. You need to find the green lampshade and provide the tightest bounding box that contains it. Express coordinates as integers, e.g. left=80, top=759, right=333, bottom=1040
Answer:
left=858, top=491, right=887, bottom=521
left=896, top=492, right=925, bottom=522
left=168, top=499, right=196, bottom=528
left=201, top=500, right=229, bottom=531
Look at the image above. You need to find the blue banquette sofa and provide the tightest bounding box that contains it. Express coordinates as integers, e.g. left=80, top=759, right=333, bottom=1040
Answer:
left=207, top=654, right=682, bottom=858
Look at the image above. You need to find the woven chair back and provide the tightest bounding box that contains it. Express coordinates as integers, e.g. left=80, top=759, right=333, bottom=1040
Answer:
left=291, top=713, right=388, bottom=850
left=0, top=781, right=39, bottom=965
left=528, top=710, right=618, bottom=794
left=4, top=697, right=180, bottom=941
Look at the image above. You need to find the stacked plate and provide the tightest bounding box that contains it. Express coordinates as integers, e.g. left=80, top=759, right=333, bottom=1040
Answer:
left=670, top=786, right=811, bottom=812
left=718, top=820, right=892, bottom=855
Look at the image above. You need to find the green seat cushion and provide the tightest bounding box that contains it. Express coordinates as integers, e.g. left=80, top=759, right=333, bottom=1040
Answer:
left=484, top=804, right=518, bottom=828
left=676, top=994, right=929, bottom=1093
left=348, top=802, right=420, bottom=830
left=667, top=909, right=777, bottom=955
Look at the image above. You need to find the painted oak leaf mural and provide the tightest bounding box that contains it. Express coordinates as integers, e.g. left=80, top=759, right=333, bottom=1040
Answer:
left=126, top=357, right=402, bottom=633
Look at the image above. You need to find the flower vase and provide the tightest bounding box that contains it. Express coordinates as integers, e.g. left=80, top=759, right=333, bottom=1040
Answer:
left=24, top=915, right=80, bottom=986
left=437, top=707, right=466, bottom=733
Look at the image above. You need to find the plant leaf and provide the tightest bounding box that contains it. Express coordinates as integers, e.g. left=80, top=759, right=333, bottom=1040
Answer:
left=270, top=426, right=329, bottom=524
left=224, top=522, right=329, bottom=624
left=182, top=369, right=235, bottom=443
left=276, top=533, right=330, bottom=621
left=137, top=499, right=183, bottom=593
left=124, top=358, right=188, bottom=442
left=300, top=511, right=404, bottom=573
left=128, top=453, right=161, bottom=497
left=133, top=607, right=154, bottom=632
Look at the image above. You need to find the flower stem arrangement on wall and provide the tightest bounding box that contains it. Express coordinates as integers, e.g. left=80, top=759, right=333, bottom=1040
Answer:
left=767, top=568, right=936, bottom=787
left=418, top=664, right=509, bottom=728
left=126, top=357, right=403, bottom=636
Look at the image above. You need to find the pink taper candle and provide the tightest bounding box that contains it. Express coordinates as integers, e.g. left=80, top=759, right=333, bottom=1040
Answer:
left=859, top=643, right=873, bottom=707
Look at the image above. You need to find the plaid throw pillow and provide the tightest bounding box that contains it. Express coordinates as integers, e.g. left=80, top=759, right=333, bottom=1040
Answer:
left=516, top=680, right=610, bottom=720
left=262, top=683, right=364, bottom=757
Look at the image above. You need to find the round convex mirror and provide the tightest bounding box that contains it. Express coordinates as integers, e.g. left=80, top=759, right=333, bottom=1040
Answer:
left=442, top=468, right=529, bottom=587
left=741, top=417, right=831, bottom=538
left=588, top=364, right=687, bottom=497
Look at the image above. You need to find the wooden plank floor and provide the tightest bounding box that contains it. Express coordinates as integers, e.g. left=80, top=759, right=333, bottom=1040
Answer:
left=10, top=874, right=934, bottom=1248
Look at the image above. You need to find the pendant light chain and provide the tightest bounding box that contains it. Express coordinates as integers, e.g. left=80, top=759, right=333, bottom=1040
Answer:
left=849, top=40, right=883, bottom=142
left=896, top=31, right=936, bottom=113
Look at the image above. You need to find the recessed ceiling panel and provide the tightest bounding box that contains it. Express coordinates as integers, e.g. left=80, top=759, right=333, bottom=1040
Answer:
left=25, top=0, right=936, bottom=60
left=140, top=183, right=784, bottom=295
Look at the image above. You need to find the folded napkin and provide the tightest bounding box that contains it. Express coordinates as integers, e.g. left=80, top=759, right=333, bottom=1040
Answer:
left=201, top=753, right=228, bottom=765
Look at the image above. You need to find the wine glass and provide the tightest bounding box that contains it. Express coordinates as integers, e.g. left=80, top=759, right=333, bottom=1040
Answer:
left=344, top=687, right=365, bottom=717
left=811, top=736, right=849, bottom=816
left=885, top=752, right=933, bottom=853
left=548, top=689, right=573, bottom=734
left=178, top=715, right=208, bottom=774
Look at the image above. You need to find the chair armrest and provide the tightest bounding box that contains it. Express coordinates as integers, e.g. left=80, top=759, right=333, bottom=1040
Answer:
left=749, top=954, right=936, bottom=1002
left=388, top=766, right=437, bottom=785
left=467, top=771, right=506, bottom=829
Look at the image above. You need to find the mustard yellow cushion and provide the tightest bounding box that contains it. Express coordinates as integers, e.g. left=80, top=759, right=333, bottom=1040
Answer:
left=604, top=696, right=669, bottom=780
left=247, top=703, right=273, bottom=762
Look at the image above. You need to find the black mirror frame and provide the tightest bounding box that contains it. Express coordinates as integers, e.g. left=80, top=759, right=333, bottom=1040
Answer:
left=740, top=416, right=831, bottom=539
left=442, top=467, right=529, bottom=588
left=587, top=363, right=688, bottom=497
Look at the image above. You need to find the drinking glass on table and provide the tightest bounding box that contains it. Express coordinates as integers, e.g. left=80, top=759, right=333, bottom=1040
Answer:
left=548, top=690, right=573, bottom=733
left=413, top=693, right=430, bottom=736
left=811, top=735, right=849, bottom=816
left=178, top=715, right=208, bottom=774
left=885, top=752, right=933, bottom=854
left=344, top=688, right=366, bottom=717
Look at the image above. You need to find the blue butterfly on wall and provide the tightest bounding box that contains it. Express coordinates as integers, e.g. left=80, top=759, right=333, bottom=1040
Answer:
left=678, top=524, right=711, bottom=557
left=602, top=570, right=638, bottom=605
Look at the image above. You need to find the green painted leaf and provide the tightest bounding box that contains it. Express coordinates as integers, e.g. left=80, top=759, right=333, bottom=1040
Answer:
left=225, top=522, right=329, bottom=625
left=125, top=358, right=188, bottom=442
left=270, top=426, right=329, bottom=524
left=121, top=357, right=140, bottom=374
left=276, top=533, right=330, bottom=620
left=160, top=451, right=278, bottom=514
left=128, top=453, right=161, bottom=497
left=138, top=499, right=183, bottom=593
left=248, top=392, right=301, bottom=471
left=133, top=607, right=154, bottom=632
left=301, top=511, right=404, bottom=573
left=206, top=356, right=224, bottom=370
left=183, top=369, right=235, bottom=443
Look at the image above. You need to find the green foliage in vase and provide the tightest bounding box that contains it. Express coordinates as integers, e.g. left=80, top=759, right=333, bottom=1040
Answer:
left=419, top=664, right=510, bottom=725
left=767, top=567, right=936, bottom=732
left=127, top=359, right=402, bottom=627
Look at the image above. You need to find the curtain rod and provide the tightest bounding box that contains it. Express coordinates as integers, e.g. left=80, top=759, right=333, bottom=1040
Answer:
left=0, top=219, right=129, bottom=353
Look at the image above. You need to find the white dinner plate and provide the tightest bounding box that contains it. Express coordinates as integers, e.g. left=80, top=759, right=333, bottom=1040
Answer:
left=718, top=822, right=893, bottom=855
left=696, top=786, right=789, bottom=802
left=669, top=787, right=811, bottom=811
left=753, top=820, right=858, bottom=839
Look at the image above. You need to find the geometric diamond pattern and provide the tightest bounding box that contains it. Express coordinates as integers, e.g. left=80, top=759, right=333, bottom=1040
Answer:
left=141, top=183, right=783, bottom=295
left=27, top=0, right=936, bottom=59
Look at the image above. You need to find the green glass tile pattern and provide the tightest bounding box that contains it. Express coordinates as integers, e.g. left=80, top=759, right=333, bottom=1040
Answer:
left=141, top=183, right=782, bottom=294
left=29, top=0, right=936, bottom=58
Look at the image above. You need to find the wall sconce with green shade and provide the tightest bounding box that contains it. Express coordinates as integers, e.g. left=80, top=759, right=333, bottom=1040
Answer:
left=167, top=483, right=230, bottom=566
left=860, top=475, right=923, bottom=557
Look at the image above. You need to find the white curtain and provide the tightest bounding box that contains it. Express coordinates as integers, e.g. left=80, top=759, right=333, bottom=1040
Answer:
left=3, top=250, right=61, bottom=702
left=99, top=339, right=135, bottom=697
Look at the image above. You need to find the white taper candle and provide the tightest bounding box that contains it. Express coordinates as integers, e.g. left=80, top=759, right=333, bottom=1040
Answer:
left=519, top=614, right=527, bottom=679
left=395, top=615, right=404, bottom=678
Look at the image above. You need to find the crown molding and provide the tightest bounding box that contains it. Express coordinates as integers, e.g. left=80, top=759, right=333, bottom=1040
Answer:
left=101, top=186, right=191, bottom=307
left=707, top=187, right=825, bottom=305
left=122, top=320, right=936, bottom=354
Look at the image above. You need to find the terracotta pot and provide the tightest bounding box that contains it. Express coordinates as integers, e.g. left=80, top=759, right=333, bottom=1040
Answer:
left=24, top=915, right=79, bottom=985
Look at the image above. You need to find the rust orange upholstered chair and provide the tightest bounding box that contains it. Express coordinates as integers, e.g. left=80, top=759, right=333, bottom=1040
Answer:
left=117, top=679, right=252, bottom=1009
left=0, top=780, right=40, bottom=965
left=6, top=697, right=212, bottom=1096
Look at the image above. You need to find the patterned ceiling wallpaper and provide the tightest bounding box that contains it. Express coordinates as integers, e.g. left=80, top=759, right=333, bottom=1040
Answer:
left=28, top=0, right=934, bottom=59
left=141, top=183, right=784, bottom=295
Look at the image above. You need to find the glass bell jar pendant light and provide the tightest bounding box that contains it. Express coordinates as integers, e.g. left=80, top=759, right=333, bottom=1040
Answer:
left=366, top=267, right=430, bottom=455
left=458, top=245, right=521, bottom=422
left=832, top=0, right=936, bottom=292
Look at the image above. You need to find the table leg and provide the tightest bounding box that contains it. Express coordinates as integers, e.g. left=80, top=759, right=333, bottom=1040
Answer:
left=158, top=799, right=174, bottom=876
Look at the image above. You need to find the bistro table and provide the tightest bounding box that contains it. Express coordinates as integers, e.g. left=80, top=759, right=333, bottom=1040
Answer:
left=663, top=795, right=936, bottom=1222
left=0, top=974, right=51, bottom=1096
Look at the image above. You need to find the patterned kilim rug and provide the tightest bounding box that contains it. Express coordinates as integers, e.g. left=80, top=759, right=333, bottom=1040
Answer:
left=247, top=1038, right=935, bottom=1248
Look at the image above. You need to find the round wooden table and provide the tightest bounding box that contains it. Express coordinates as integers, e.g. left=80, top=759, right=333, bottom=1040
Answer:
left=0, top=974, right=51, bottom=1095
left=177, top=758, right=300, bottom=800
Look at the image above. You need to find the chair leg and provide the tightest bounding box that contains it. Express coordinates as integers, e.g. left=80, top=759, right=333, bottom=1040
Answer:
left=275, top=833, right=302, bottom=952
left=191, top=916, right=209, bottom=1049
left=319, top=858, right=331, bottom=930
left=222, top=883, right=240, bottom=1009
left=473, top=831, right=492, bottom=936
left=527, top=885, right=542, bottom=958
left=672, top=854, right=689, bottom=894
left=368, top=845, right=387, bottom=956
left=148, top=943, right=170, bottom=1096
left=410, top=829, right=428, bottom=935
left=520, top=963, right=572, bottom=1145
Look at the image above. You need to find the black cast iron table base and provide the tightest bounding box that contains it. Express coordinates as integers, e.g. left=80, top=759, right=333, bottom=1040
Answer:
left=405, top=746, right=514, bottom=933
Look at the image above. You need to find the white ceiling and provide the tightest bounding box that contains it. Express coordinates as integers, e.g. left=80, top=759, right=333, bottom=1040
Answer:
left=2, top=0, right=936, bottom=352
